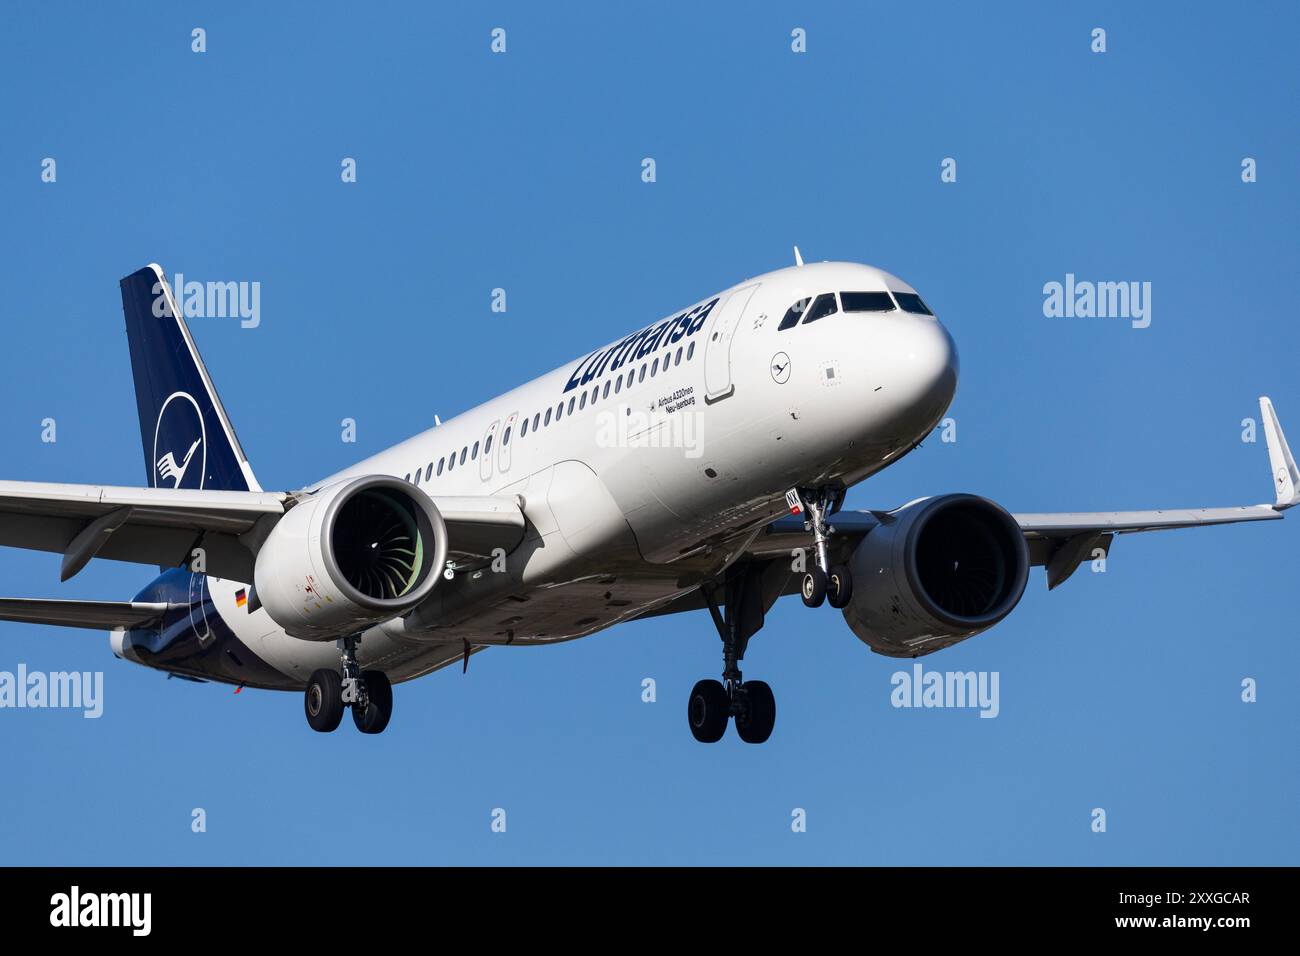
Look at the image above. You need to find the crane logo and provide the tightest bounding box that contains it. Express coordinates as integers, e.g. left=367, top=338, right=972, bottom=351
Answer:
left=152, top=392, right=207, bottom=489
left=770, top=352, right=791, bottom=384
left=157, top=439, right=201, bottom=487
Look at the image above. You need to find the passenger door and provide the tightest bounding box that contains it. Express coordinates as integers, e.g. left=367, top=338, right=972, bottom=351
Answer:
left=703, top=284, right=760, bottom=403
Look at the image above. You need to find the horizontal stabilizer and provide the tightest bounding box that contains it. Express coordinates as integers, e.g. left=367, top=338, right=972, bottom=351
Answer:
left=0, top=597, right=172, bottom=630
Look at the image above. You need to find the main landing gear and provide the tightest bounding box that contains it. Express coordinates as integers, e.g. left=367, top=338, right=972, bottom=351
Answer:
left=797, top=486, right=853, bottom=610
left=688, top=564, right=777, bottom=744
left=304, top=636, right=393, bottom=734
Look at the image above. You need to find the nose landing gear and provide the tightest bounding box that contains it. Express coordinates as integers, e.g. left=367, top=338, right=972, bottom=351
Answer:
left=303, top=636, right=394, bottom=734
left=797, top=486, right=853, bottom=609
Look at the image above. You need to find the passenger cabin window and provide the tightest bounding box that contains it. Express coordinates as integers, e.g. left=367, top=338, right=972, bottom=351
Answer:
left=841, top=291, right=896, bottom=313
left=520, top=418, right=528, bottom=438
left=778, top=298, right=811, bottom=330
left=533, top=413, right=541, bottom=431
left=437, top=458, right=445, bottom=475
left=425, top=463, right=433, bottom=481
left=459, top=447, right=467, bottom=466
left=484, top=435, right=493, bottom=455
left=894, top=292, right=934, bottom=315
left=802, top=293, right=838, bottom=324
left=503, top=425, right=511, bottom=444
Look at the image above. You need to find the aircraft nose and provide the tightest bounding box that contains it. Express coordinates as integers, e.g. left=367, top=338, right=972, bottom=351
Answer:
left=882, top=316, right=958, bottom=422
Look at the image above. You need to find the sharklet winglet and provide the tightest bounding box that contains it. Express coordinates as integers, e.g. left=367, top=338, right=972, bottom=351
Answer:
left=1260, top=396, right=1300, bottom=510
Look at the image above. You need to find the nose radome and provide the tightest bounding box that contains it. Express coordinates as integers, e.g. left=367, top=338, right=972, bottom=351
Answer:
left=886, top=317, right=958, bottom=419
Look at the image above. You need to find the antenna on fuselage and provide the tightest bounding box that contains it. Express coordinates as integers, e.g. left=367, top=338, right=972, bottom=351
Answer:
left=434, top=415, right=442, bottom=426
left=793, top=245, right=804, bottom=267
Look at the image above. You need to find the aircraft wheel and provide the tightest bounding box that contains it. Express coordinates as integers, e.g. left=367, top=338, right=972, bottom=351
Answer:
left=801, top=568, right=827, bottom=608
left=305, top=669, right=344, bottom=733
left=827, top=564, right=853, bottom=609
left=734, top=680, right=776, bottom=744
left=352, top=670, right=393, bottom=734
left=687, top=679, right=730, bottom=743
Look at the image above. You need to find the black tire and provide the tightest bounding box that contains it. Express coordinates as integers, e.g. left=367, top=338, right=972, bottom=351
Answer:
left=734, top=680, right=776, bottom=744
left=827, top=564, right=853, bottom=609
left=352, top=670, right=393, bottom=735
left=687, top=679, right=730, bottom=743
left=304, top=669, right=344, bottom=733
left=801, top=568, right=827, bottom=608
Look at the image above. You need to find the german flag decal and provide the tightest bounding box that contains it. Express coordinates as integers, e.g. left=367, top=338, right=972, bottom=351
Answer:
left=235, top=588, right=248, bottom=609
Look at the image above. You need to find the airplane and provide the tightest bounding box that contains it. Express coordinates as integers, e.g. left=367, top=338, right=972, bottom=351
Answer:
left=1, top=259, right=1296, bottom=740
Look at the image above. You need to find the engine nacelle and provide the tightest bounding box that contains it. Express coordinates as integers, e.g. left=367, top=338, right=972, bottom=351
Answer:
left=253, top=475, right=448, bottom=641
left=842, top=494, right=1028, bottom=657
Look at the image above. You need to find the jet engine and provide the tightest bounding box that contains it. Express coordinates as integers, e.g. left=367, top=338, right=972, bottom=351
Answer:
left=253, top=475, right=448, bottom=640
left=842, top=494, right=1028, bottom=657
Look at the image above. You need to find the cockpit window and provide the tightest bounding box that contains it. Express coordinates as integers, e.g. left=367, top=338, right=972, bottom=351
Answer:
left=893, top=292, right=933, bottom=315
left=801, top=292, right=839, bottom=324
left=778, top=298, right=810, bottom=330
left=840, top=291, right=896, bottom=313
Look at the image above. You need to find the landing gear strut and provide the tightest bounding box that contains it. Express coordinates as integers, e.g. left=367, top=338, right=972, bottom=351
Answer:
left=798, top=486, right=853, bottom=610
left=687, top=563, right=777, bottom=744
left=303, top=636, right=394, bottom=734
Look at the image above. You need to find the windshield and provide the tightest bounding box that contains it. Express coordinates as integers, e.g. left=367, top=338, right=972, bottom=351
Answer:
left=802, top=293, right=839, bottom=324
left=893, top=292, right=933, bottom=316
left=840, top=291, right=896, bottom=312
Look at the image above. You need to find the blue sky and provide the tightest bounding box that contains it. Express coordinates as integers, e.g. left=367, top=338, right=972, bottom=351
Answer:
left=0, top=1, right=1296, bottom=864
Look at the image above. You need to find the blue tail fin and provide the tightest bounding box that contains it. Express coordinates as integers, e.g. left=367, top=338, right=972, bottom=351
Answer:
left=119, top=264, right=260, bottom=492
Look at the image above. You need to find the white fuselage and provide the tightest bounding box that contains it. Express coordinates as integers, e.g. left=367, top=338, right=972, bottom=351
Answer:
left=203, top=262, right=959, bottom=685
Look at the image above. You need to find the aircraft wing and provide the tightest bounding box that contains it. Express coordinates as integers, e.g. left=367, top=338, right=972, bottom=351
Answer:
left=429, top=495, right=527, bottom=567
left=0, top=480, right=526, bottom=584
left=1006, top=396, right=1297, bottom=587
left=747, top=396, right=1298, bottom=592
left=0, top=481, right=289, bottom=582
